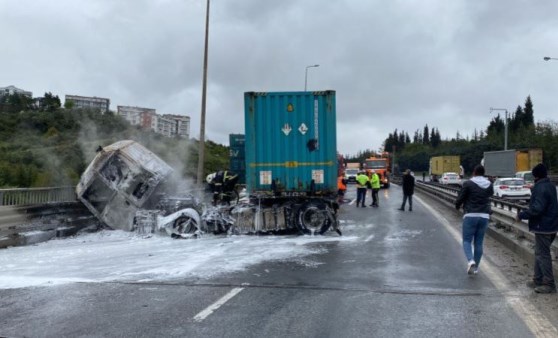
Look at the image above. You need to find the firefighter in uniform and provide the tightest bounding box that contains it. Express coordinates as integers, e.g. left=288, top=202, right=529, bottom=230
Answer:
left=207, top=170, right=239, bottom=205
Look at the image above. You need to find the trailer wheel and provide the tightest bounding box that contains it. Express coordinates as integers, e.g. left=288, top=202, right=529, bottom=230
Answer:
left=171, top=208, right=201, bottom=237
left=296, top=202, right=332, bottom=235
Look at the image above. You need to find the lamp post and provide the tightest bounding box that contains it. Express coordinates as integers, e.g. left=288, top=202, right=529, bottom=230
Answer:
left=489, top=107, right=509, bottom=150
left=543, top=56, right=558, bottom=61
left=304, top=64, right=319, bottom=91
left=196, top=0, right=210, bottom=187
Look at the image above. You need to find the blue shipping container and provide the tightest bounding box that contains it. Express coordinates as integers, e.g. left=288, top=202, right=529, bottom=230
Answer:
left=244, top=91, right=337, bottom=195
left=229, top=134, right=245, bottom=148
left=229, top=146, right=245, bottom=159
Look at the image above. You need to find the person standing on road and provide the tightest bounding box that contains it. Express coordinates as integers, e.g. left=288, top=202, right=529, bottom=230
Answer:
left=355, top=171, right=369, bottom=207
left=516, top=163, right=558, bottom=294
left=369, top=170, right=380, bottom=207
left=398, top=169, right=415, bottom=211
left=337, top=172, right=347, bottom=204
left=455, top=165, right=493, bottom=275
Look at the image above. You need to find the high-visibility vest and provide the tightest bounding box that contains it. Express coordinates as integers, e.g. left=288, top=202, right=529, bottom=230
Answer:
left=370, top=173, right=380, bottom=189
left=338, top=176, right=347, bottom=190
left=356, top=173, right=369, bottom=187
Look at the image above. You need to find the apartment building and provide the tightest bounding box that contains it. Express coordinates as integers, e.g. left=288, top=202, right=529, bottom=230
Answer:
left=65, top=94, right=110, bottom=113
left=163, top=114, right=190, bottom=139
left=117, top=106, right=156, bottom=128
left=118, top=105, right=190, bottom=139
left=0, top=85, right=32, bottom=98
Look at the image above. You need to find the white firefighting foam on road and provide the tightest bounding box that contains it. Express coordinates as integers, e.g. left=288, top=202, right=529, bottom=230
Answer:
left=0, top=231, right=357, bottom=289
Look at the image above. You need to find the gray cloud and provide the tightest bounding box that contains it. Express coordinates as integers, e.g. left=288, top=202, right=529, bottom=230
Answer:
left=2, top=0, right=558, bottom=156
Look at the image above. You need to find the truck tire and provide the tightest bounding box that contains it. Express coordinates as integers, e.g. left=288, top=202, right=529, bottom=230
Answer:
left=170, top=208, right=200, bottom=238
left=296, top=201, right=332, bottom=235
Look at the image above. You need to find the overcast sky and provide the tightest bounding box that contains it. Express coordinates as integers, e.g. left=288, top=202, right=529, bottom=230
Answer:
left=2, top=0, right=558, bottom=156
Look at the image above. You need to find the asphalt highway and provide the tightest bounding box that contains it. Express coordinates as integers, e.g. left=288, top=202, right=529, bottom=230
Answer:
left=1, top=184, right=557, bottom=337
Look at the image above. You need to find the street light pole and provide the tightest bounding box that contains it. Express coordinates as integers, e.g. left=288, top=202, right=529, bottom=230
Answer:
left=543, top=56, right=558, bottom=61
left=489, top=107, right=509, bottom=151
left=304, top=64, right=319, bottom=91
left=196, top=0, right=210, bottom=187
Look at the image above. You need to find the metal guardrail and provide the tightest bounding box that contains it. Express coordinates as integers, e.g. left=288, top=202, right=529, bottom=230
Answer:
left=0, top=202, right=98, bottom=249
left=391, top=176, right=558, bottom=258
left=0, top=186, right=77, bottom=206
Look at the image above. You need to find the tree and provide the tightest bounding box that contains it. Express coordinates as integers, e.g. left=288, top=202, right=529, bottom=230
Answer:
left=431, top=128, right=441, bottom=148
left=0, top=93, right=33, bottom=113
left=64, top=100, right=75, bottom=109
left=423, top=124, right=430, bottom=145
left=523, top=95, right=535, bottom=127
left=413, top=129, right=421, bottom=144
left=509, top=105, right=523, bottom=132
left=41, top=92, right=61, bottom=112
left=487, top=114, right=505, bottom=135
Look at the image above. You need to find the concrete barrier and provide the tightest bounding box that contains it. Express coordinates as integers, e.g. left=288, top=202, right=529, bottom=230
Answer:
left=0, top=202, right=99, bottom=249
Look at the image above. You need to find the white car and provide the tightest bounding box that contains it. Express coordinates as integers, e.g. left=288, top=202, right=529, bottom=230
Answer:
left=344, top=168, right=359, bottom=183
left=439, top=172, right=462, bottom=186
left=493, top=178, right=531, bottom=200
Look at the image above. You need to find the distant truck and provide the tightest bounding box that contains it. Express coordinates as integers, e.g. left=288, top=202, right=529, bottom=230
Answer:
left=346, top=162, right=360, bottom=170
left=483, top=149, right=543, bottom=178
left=429, top=156, right=462, bottom=182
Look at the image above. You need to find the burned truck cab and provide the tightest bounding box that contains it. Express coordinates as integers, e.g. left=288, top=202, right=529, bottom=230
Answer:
left=76, top=140, right=174, bottom=232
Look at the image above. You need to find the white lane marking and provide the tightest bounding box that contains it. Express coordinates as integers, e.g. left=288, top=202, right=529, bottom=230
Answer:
left=364, top=234, right=375, bottom=242
left=418, top=195, right=558, bottom=337
left=193, top=287, right=244, bottom=322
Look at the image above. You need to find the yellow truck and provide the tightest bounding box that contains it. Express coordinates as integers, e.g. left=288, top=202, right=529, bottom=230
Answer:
left=429, top=156, right=462, bottom=182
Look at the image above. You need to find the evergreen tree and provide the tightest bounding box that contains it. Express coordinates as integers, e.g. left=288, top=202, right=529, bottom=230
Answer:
left=509, top=105, right=522, bottom=132
left=398, top=132, right=406, bottom=149
left=487, top=114, right=505, bottom=135
left=423, top=124, right=430, bottom=145
left=523, top=95, right=535, bottom=127
left=431, top=128, right=441, bottom=148
left=413, top=130, right=419, bottom=143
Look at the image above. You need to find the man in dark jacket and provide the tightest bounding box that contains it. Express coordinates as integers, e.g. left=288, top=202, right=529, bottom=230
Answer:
left=455, top=165, right=493, bottom=275
left=516, top=163, right=558, bottom=294
left=399, top=169, right=415, bottom=211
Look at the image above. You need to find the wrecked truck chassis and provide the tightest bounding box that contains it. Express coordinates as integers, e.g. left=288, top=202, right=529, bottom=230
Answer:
left=135, top=195, right=341, bottom=238
left=76, top=140, right=340, bottom=238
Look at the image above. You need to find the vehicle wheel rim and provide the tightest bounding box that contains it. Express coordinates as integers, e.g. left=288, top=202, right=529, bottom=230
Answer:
left=300, top=206, right=327, bottom=233
left=173, top=216, right=197, bottom=234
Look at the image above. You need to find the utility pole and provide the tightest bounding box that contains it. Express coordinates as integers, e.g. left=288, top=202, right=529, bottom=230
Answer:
left=196, top=0, right=210, bottom=187
left=489, top=107, right=509, bottom=150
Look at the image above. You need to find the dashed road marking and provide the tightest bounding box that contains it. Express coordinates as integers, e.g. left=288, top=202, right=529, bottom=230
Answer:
left=193, top=287, right=244, bottom=322
left=364, top=234, right=375, bottom=242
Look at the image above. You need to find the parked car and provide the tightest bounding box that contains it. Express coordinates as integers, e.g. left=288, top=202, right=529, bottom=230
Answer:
left=344, top=168, right=359, bottom=183
left=439, top=172, right=462, bottom=186
left=493, top=178, right=531, bottom=200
